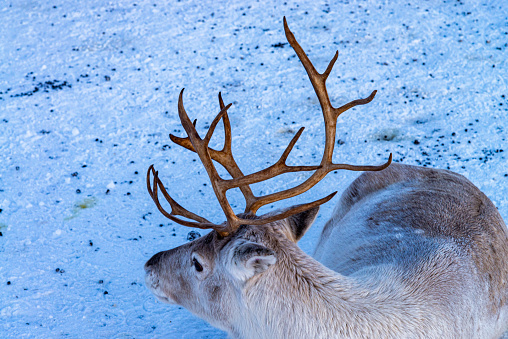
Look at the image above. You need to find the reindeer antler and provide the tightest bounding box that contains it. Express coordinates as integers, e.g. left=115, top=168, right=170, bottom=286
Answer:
left=147, top=17, right=391, bottom=237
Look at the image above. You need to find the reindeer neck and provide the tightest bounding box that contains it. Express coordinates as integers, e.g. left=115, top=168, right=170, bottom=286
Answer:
left=234, top=242, right=420, bottom=339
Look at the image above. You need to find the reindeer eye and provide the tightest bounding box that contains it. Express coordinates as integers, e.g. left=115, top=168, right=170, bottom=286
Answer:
left=192, top=257, right=203, bottom=272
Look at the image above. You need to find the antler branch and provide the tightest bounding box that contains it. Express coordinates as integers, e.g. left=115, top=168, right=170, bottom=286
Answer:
left=146, top=165, right=231, bottom=235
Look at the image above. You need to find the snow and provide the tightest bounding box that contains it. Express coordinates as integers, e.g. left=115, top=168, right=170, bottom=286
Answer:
left=0, top=0, right=507, bottom=337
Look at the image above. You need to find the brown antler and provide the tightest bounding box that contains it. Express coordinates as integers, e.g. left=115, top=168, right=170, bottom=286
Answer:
left=147, top=17, right=391, bottom=236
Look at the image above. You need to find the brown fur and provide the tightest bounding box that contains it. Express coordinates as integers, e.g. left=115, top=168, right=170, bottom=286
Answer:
left=331, top=163, right=508, bottom=312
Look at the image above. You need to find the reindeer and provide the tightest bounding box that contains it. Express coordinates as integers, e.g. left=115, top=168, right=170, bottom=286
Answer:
left=144, top=18, right=508, bottom=338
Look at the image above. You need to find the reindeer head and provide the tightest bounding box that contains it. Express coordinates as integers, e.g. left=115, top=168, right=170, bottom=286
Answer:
left=144, top=17, right=391, bottom=333
left=144, top=207, right=320, bottom=332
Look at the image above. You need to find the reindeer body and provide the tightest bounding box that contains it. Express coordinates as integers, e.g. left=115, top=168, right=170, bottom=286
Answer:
left=145, top=164, right=508, bottom=339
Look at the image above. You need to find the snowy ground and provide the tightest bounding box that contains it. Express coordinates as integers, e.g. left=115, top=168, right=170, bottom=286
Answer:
left=1, top=0, right=507, bottom=337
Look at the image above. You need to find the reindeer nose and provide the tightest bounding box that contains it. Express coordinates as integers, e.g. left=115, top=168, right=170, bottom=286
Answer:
left=145, top=251, right=164, bottom=274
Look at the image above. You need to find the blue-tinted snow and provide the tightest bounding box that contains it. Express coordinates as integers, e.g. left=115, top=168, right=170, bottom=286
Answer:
left=0, top=0, right=507, bottom=338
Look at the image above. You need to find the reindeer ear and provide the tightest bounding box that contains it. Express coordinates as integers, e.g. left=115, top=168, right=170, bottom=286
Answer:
left=285, top=206, right=319, bottom=242
left=229, top=242, right=277, bottom=281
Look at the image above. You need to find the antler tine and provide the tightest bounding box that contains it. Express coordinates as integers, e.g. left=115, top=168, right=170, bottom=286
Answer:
left=217, top=93, right=231, bottom=150
left=282, top=17, right=377, bottom=122
left=216, top=92, right=258, bottom=211
left=217, top=128, right=322, bottom=190
left=203, top=102, right=232, bottom=146
left=335, top=90, right=377, bottom=117
left=237, top=191, right=337, bottom=226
